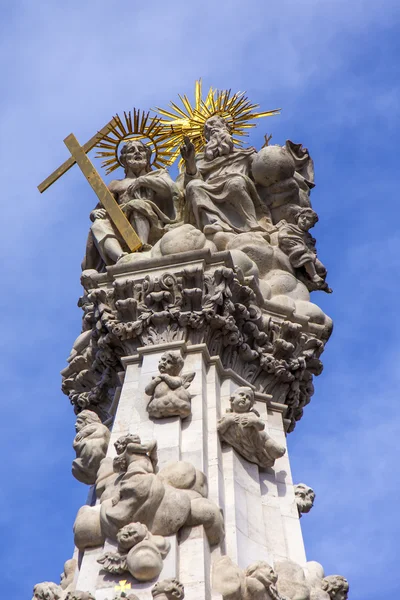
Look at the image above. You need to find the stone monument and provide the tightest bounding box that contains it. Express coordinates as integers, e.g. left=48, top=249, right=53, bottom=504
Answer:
left=35, top=81, right=348, bottom=600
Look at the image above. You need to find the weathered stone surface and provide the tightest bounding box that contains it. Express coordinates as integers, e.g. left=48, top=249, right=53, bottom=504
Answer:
left=294, top=483, right=315, bottom=518
left=214, top=558, right=349, bottom=600
left=72, top=410, right=110, bottom=485
left=83, top=139, right=180, bottom=270
left=32, top=582, right=63, bottom=600
left=213, top=556, right=282, bottom=600
left=151, top=578, right=184, bottom=600
left=145, top=351, right=195, bottom=419
left=75, top=433, right=224, bottom=549
left=60, top=559, right=77, bottom=592
left=62, top=252, right=328, bottom=432
left=218, top=386, right=285, bottom=467
left=98, top=522, right=170, bottom=582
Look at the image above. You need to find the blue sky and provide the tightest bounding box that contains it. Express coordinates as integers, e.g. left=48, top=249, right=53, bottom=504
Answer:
left=1, top=1, right=399, bottom=598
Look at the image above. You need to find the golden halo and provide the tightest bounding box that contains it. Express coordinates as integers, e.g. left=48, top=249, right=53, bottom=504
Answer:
left=154, top=79, right=281, bottom=165
left=95, top=109, right=173, bottom=175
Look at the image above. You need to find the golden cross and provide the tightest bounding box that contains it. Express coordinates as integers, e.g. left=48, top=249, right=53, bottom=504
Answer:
left=37, top=124, right=142, bottom=253
left=115, top=580, right=132, bottom=593
left=38, top=119, right=117, bottom=193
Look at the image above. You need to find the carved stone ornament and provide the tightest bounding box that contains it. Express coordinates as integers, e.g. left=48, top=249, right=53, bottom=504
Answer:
left=72, top=410, right=110, bottom=485
left=151, top=578, right=185, bottom=600
left=62, top=253, right=328, bottom=432
left=294, top=483, right=315, bottom=517
left=218, top=387, right=286, bottom=468
left=98, top=521, right=170, bottom=582
left=73, top=433, right=224, bottom=550
left=145, top=351, right=195, bottom=419
left=213, top=556, right=283, bottom=600
left=214, top=557, right=349, bottom=600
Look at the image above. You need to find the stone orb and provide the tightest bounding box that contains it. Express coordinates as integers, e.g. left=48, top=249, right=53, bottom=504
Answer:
left=126, top=543, right=163, bottom=581
left=252, top=145, right=295, bottom=187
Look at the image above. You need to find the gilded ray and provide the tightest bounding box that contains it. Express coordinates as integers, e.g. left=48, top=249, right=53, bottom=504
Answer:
left=154, top=79, right=281, bottom=165
left=95, top=108, right=174, bottom=175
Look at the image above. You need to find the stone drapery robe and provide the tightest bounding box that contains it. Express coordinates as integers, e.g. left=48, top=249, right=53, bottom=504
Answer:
left=184, top=148, right=271, bottom=234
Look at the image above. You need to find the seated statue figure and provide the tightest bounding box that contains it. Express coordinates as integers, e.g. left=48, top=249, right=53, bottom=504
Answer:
left=181, top=116, right=272, bottom=236
left=218, top=387, right=286, bottom=468
left=277, top=207, right=331, bottom=293
left=72, top=410, right=110, bottom=485
left=74, top=434, right=224, bottom=549
left=83, top=140, right=179, bottom=270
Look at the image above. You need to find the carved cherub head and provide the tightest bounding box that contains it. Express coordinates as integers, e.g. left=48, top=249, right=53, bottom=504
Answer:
left=75, top=410, right=101, bottom=433
left=32, top=583, right=62, bottom=600
left=117, top=522, right=149, bottom=552
left=294, top=483, right=315, bottom=516
left=158, top=351, right=184, bottom=376
left=229, top=387, right=256, bottom=414
left=114, top=434, right=141, bottom=455
left=245, top=561, right=278, bottom=593
left=152, top=579, right=184, bottom=600
left=321, top=575, right=349, bottom=600
left=120, top=139, right=152, bottom=176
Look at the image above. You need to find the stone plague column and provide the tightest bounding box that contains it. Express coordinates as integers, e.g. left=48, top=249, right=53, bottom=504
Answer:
left=33, top=94, right=349, bottom=600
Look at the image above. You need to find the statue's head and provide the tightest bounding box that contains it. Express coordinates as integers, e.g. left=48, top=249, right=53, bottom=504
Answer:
left=75, top=409, right=101, bottom=433
left=289, top=206, right=318, bottom=231
left=245, top=562, right=277, bottom=590
left=114, top=433, right=141, bottom=455
left=321, top=575, right=349, bottom=600
left=204, top=116, right=233, bottom=160
left=204, top=115, right=231, bottom=141
left=229, top=386, right=255, bottom=414
left=294, top=483, right=315, bottom=515
left=117, top=522, right=149, bottom=551
left=152, top=578, right=184, bottom=600
left=32, top=583, right=62, bottom=600
left=120, top=139, right=152, bottom=175
left=158, top=351, right=184, bottom=376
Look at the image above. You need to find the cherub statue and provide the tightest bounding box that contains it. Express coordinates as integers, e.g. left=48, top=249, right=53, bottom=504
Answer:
left=294, top=483, right=315, bottom=518
left=213, top=556, right=283, bottom=600
left=72, top=410, right=111, bottom=485
left=217, top=387, right=286, bottom=468
left=145, top=351, right=195, bottom=419
left=32, top=582, right=63, bottom=600
left=320, top=576, right=349, bottom=600
left=75, top=433, right=224, bottom=548
left=98, top=521, right=170, bottom=582
left=152, top=578, right=185, bottom=600
left=277, top=207, right=331, bottom=293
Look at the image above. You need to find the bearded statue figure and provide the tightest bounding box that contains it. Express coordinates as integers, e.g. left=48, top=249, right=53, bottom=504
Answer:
left=181, top=116, right=272, bottom=237
left=83, top=139, right=180, bottom=270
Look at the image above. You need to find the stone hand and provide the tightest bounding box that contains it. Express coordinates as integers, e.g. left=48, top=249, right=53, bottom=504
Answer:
left=91, top=208, right=107, bottom=221
left=180, top=136, right=196, bottom=174
left=127, top=177, right=146, bottom=196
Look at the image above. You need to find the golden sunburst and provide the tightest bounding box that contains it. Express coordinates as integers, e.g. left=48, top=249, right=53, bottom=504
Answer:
left=155, top=79, right=281, bottom=165
left=95, top=109, right=173, bottom=175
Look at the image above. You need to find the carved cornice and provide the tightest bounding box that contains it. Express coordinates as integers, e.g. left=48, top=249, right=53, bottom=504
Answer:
left=62, top=251, right=328, bottom=432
